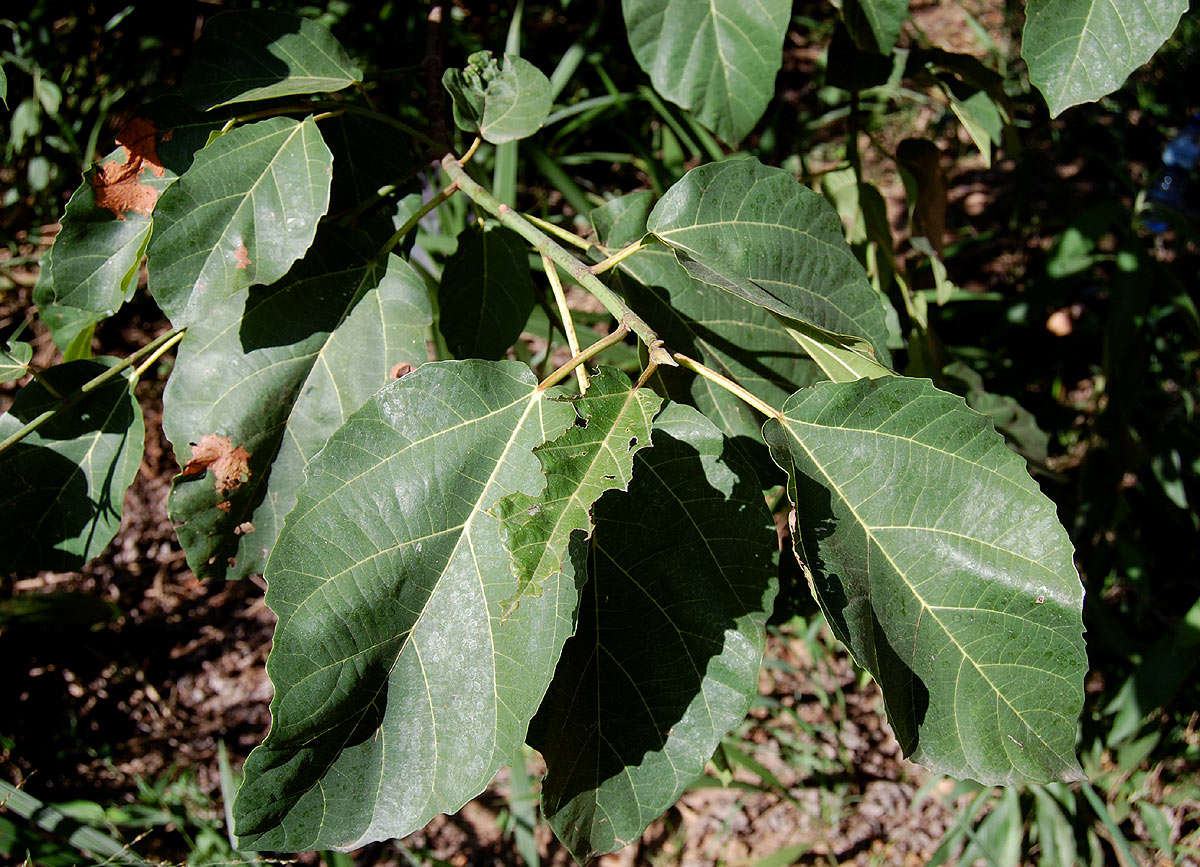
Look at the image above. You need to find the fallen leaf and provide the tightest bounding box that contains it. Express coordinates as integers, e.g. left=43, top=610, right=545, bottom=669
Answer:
left=390, top=361, right=415, bottom=379
left=182, top=433, right=252, bottom=495
left=91, top=118, right=166, bottom=220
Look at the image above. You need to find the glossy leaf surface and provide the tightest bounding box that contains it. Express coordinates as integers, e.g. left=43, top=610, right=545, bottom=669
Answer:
left=531, top=404, right=778, bottom=861
left=1022, top=0, right=1187, bottom=116
left=183, top=10, right=362, bottom=110
left=647, top=158, right=894, bottom=367
left=494, top=367, right=661, bottom=612
left=764, top=376, right=1086, bottom=784
left=233, top=361, right=578, bottom=850
left=622, top=0, right=790, bottom=143
left=162, top=230, right=431, bottom=580
left=148, top=116, right=332, bottom=325
left=0, top=359, right=144, bottom=572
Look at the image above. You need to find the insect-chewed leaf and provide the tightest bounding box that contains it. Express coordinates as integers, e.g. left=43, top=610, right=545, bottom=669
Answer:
left=592, top=192, right=821, bottom=443
left=0, top=359, right=145, bottom=572
left=162, top=226, right=431, bottom=580
left=530, top=403, right=778, bottom=863
left=148, top=116, right=332, bottom=326
left=763, top=376, right=1087, bottom=785
left=233, top=360, right=580, bottom=851
left=182, top=10, right=362, bottom=110
left=1022, top=0, right=1187, bottom=117
left=647, top=157, right=894, bottom=371
left=493, top=367, right=661, bottom=613
left=622, top=0, right=790, bottom=143
left=442, top=50, right=551, bottom=144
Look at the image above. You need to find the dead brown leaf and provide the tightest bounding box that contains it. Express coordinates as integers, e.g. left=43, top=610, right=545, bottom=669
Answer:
left=182, top=434, right=252, bottom=496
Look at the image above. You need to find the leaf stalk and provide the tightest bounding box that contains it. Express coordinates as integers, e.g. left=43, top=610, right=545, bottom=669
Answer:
left=589, top=238, right=647, bottom=275
left=538, top=323, right=629, bottom=391
left=671, top=352, right=783, bottom=420
left=541, top=252, right=589, bottom=392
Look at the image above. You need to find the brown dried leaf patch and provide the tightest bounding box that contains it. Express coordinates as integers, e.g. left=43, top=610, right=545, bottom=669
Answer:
left=182, top=433, right=252, bottom=496
left=91, top=118, right=167, bottom=220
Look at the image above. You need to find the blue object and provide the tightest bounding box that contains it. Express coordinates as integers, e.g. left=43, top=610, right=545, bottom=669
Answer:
left=1144, top=114, right=1200, bottom=233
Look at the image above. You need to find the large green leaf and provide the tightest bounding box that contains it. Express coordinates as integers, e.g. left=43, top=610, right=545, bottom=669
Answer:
left=1022, top=0, right=1187, bottom=117
left=622, top=0, right=790, bottom=143
left=162, top=228, right=431, bottom=581
left=646, top=158, right=894, bottom=367
left=841, top=0, right=909, bottom=54
left=148, top=116, right=332, bottom=325
left=530, top=403, right=778, bottom=862
left=183, top=10, right=362, bottom=110
left=763, top=376, right=1086, bottom=784
left=34, top=145, right=176, bottom=315
left=233, top=360, right=579, bottom=850
left=0, top=359, right=144, bottom=572
left=593, top=191, right=821, bottom=442
left=438, top=223, right=536, bottom=360
left=493, top=367, right=661, bottom=613
left=442, top=51, right=552, bottom=144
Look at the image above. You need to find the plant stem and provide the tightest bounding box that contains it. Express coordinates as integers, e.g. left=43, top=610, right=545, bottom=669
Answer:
left=0, top=327, right=185, bottom=457
left=524, top=213, right=594, bottom=251
left=542, top=252, right=589, bottom=392
left=131, top=329, right=186, bottom=382
left=378, top=181, right=459, bottom=256
left=590, top=238, right=647, bottom=275
left=538, top=323, right=629, bottom=391
left=441, top=154, right=671, bottom=365
left=672, top=352, right=782, bottom=420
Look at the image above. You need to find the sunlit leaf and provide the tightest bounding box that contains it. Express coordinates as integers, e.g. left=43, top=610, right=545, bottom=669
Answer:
left=442, top=51, right=551, bottom=144
left=233, top=360, right=580, bottom=850
left=764, top=376, right=1086, bottom=784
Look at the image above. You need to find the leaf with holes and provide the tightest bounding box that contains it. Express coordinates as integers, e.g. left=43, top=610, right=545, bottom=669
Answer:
left=530, top=403, right=778, bottom=862
left=233, top=360, right=580, bottom=850
left=0, top=359, right=144, bottom=572
left=1022, top=0, right=1187, bottom=116
left=162, top=227, right=432, bottom=581
left=764, top=376, right=1086, bottom=784
left=442, top=51, right=551, bottom=144
left=493, top=367, right=661, bottom=613
left=148, top=116, right=332, bottom=325
left=621, top=0, right=790, bottom=143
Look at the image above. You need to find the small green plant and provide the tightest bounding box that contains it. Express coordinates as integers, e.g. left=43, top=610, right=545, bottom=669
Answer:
left=2, top=2, right=1188, bottom=862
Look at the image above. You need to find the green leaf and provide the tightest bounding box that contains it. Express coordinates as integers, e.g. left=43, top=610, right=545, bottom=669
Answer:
left=442, top=51, right=551, bottom=144
left=38, top=305, right=101, bottom=360
left=942, top=362, right=1050, bottom=463
left=940, top=83, right=1002, bottom=168
left=621, top=0, right=790, bottom=144
left=592, top=191, right=821, bottom=442
left=841, top=0, right=909, bottom=55
left=438, top=223, right=536, bottom=360
left=493, top=367, right=661, bottom=613
left=0, top=63, right=7, bottom=108
left=646, top=158, right=894, bottom=367
left=0, top=359, right=145, bottom=572
left=0, top=340, right=32, bottom=383
left=763, top=376, right=1086, bottom=785
left=162, top=228, right=431, bottom=580
left=148, top=116, right=332, bottom=325
left=233, top=360, right=579, bottom=850
left=1022, top=0, right=1187, bottom=117
left=34, top=145, right=175, bottom=315
left=182, top=10, right=362, bottom=110
left=530, top=403, right=778, bottom=862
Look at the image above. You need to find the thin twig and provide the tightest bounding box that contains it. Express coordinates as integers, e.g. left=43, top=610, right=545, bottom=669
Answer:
left=672, top=352, right=782, bottom=420
left=131, top=329, right=186, bottom=382
left=0, top=327, right=186, bottom=456
left=524, top=213, right=595, bottom=251
left=378, top=181, right=459, bottom=256
left=538, top=323, right=629, bottom=391
left=542, top=252, right=589, bottom=392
